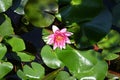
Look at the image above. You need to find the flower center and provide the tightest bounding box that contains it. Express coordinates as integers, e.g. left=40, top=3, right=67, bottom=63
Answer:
left=56, top=35, right=64, bottom=42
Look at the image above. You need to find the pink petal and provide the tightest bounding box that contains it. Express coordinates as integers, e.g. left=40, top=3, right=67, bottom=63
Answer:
left=52, top=25, right=59, bottom=33
left=47, top=38, right=54, bottom=44
left=65, top=32, right=73, bottom=36
left=59, top=42, right=63, bottom=49
left=60, top=28, right=67, bottom=33
left=66, top=38, right=71, bottom=44
left=62, top=43, right=66, bottom=49
left=53, top=42, right=58, bottom=50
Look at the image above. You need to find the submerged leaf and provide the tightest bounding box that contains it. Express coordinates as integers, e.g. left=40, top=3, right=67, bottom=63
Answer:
left=24, top=0, right=58, bottom=27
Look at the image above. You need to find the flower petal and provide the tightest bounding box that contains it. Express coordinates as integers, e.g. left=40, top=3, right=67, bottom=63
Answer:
left=65, top=32, right=73, bottom=36
left=60, top=28, right=67, bottom=33
left=66, top=38, right=71, bottom=44
left=52, top=25, right=59, bottom=33
left=53, top=42, right=58, bottom=50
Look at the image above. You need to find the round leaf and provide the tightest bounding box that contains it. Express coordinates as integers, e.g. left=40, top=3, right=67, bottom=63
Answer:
left=56, top=45, right=108, bottom=80
left=24, top=0, right=58, bottom=27
left=41, top=45, right=64, bottom=69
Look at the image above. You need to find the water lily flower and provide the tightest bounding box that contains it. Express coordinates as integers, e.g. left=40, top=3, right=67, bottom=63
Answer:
left=46, top=25, right=73, bottom=50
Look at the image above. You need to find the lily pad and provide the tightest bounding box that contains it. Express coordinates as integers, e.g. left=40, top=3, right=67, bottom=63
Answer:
left=24, top=0, right=58, bottom=27
left=17, top=62, right=45, bottom=80
left=41, top=45, right=64, bottom=69
left=56, top=45, right=108, bottom=80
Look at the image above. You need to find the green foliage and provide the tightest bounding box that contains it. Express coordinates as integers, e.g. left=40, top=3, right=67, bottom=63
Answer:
left=17, top=62, right=45, bottom=80
left=42, top=68, right=62, bottom=80
left=0, top=14, right=14, bottom=37
left=14, top=0, right=28, bottom=15
left=0, top=62, right=13, bottom=79
left=41, top=45, right=64, bottom=69
left=0, top=0, right=120, bottom=80
left=5, top=36, right=26, bottom=52
left=98, top=30, right=120, bottom=48
left=16, top=52, right=35, bottom=62
left=0, top=43, right=7, bottom=60
left=0, top=0, right=12, bottom=13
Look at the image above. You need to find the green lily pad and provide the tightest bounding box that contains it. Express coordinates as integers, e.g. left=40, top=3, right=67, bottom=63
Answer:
left=56, top=45, right=108, bottom=80
left=41, top=45, right=64, bottom=69
left=16, top=52, right=35, bottom=62
left=17, top=62, right=45, bottom=80
left=5, top=36, right=26, bottom=52
left=24, top=0, right=58, bottom=27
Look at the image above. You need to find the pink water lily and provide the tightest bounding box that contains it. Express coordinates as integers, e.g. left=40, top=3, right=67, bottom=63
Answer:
left=46, top=25, right=73, bottom=50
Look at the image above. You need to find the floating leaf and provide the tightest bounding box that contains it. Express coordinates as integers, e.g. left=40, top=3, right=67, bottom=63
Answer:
left=0, top=62, right=13, bottom=79
left=55, top=71, right=76, bottom=80
left=56, top=45, right=108, bottom=80
left=17, top=62, right=45, bottom=80
left=6, top=36, right=26, bottom=52
left=0, top=14, right=14, bottom=37
left=24, top=0, right=58, bottom=27
left=16, top=52, right=35, bottom=62
left=0, top=0, right=12, bottom=13
left=41, top=45, right=64, bottom=69
left=0, top=43, right=7, bottom=60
